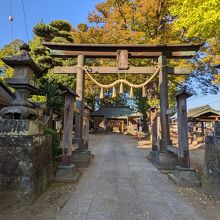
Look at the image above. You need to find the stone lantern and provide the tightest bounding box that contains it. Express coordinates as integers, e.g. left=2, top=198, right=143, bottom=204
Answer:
left=0, top=44, right=53, bottom=204
left=0, top=43, right=42, bottom=120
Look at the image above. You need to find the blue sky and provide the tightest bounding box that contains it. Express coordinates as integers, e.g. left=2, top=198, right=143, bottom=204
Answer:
left=187, top=94, right=220, bottom=110
left=0, top=0, right=100, bottom=47
left=0, top=0, right=220, bottom=110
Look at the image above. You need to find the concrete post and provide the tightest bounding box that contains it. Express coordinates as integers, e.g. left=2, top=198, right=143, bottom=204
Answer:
left=176, top=87, right=192, bottom=168
left=158, top=55, right=170, bottom=151
left=76, top=55, right=85, bottom=150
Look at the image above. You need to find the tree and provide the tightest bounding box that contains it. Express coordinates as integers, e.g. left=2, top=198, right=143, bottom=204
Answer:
left=170, top=0, right=220, bottom=41
left=169, top=0, right=220, bottom=88
left=29, top=1, right=219, bottom=124
left=85, top=0, right=185, bottom=117
left=30, top=20, right=76, bottom=123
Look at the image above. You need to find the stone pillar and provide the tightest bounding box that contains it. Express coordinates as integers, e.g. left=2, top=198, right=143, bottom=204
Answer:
left=83, top=106, right=91, bottom=149
left=75, top=55, right=85, bottom=149
left=147, top=107, right=158, bottom=161
left=150, top=107, right=158, bottom=151
left=158, top=55, right=170, bottom=151
left=176, top=87, right=192, bottom=168
left=0, top=44, right=53, bottom=204
left=202, top=64, right=220, bottom=196
left=201, top=121, right=205, bottom=137
left=54, top=89, right=80, bottom=183
left=168, top=87, right=200, bottom=187
left=60, top=89, right=78, bottom=165
left=203, top=124, right=220, bottom=199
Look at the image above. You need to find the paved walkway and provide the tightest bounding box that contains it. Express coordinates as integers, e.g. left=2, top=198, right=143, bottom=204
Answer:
left=56, top=134, right=203, bottom=220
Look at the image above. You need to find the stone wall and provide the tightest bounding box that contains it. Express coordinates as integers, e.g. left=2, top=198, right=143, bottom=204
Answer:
left=0, top=120, right=53, bottom=204
left=203, top=136, right=220, bottom=199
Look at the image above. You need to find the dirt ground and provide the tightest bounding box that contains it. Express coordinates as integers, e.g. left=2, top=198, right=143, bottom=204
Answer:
left=176, top=186, right=220, bottom=220
left=0, top=136, right=219, bottom=220
left=0, top=182, right=76, bottom=220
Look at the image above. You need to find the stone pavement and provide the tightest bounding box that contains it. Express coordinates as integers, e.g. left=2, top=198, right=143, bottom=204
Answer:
left=56, top=134, right=203, bottom=220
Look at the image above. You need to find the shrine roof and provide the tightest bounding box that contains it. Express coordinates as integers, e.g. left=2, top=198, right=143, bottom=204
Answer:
left=188, top=105, right=220, bottom=121
left=91, top=106, right=139, bottom=119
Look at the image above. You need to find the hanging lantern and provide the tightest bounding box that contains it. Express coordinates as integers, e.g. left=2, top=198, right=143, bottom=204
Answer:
left=142, top=86, right=146, bottom=98
left=99, top=87, right=104, bottom=99
left=112, top=86, right=116, bottom=98
left=129, top=87, right=134, bottom=98
left=119, top=81, right=124, bottom=94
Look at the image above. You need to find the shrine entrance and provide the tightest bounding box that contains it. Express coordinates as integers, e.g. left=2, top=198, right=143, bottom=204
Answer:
left=44, top=42, right=201, bottom=172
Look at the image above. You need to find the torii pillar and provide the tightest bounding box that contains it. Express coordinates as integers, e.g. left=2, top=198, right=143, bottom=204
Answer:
left=158, top=55, right=171, bottom=151
left=154, top=55, right=178, bottom=170
left=72, top=55, right=91, bottom=167
left=75, top=55, right=85, bottom=148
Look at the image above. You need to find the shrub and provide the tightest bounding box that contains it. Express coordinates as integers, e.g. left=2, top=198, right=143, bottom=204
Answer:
left=44, top=127, right=61, bottom=159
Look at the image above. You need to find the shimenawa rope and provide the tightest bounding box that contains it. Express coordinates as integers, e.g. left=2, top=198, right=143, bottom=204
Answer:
left=76, top=65, right=163, bottom=98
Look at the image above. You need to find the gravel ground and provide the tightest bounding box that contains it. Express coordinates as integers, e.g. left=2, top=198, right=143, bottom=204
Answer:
left=0, top=134, right=219, bottom=220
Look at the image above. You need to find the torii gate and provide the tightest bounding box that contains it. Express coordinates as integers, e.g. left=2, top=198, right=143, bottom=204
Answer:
left=44, top=42, right=201, bottom=167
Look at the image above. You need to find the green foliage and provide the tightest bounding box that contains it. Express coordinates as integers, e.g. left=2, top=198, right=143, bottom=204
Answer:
left=36, top=78, right=65, bottom=112
left=44, top=127, right=61, bottom=159
left=170, top=0, right=220, bottom=41
left=57, top=31, right=73, bottom=42
left=135, top=91, right=150, bottom=132
left=169, top=0, right=220, bottom=88
left=31, top=95, right=47, bottom=103
left=33, top=20, right=73, bottom=43
left=32, top=46, right=48, bottom=56
left=49, top=20, right=72, bottom=32
left=36, top=55, right=54, bottom=69
left=52, top=36, right=70, bottom=43
left=0, top=39, right=23, bottom=79
left=33, top=23, right=59, bottom=41
left=30, top=20, right=77, bottom=114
